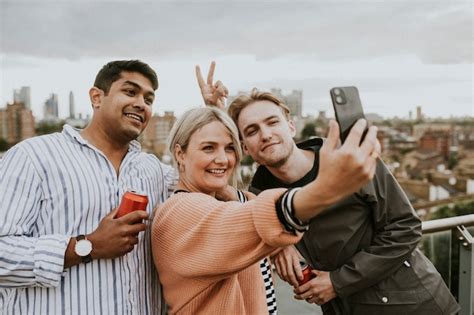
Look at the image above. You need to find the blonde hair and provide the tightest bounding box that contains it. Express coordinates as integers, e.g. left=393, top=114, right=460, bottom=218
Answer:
left=228, top=88, right=291, bottom=132
left=168, top=107, right=242, bottom=188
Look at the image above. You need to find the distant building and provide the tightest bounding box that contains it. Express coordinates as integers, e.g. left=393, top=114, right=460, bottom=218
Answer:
left=317, top=111, right=326, bottom=121
left=267, top=88, right=302, bottom=118
left=455, top=152, right=474, bottom=178
left=398, top=179, right=450, bottom=203
left=419, top=130, right=452, bottom=160
left=402, top=150, right=445, bottom=179
left=228, top=88, right=303, bottom=118
left=65, top=116, right=89, bottom=129
left=44, top=93, right=59, bottom=120
left=366, top=113, right=384, bottom=123
left=456, top=126, right=474, bottom=150
left=13, top=87, right=31, bottom=110
left=69, top=91, right=75, bottom=119
left=376, top=126, right=416, bottom=153
left=416, top=106, right=423, bottom=121
left=141, top=111, right=176, bottom=157
left=0, top=102, right=35, bottom=145
left=391, top=135, right=418, bottom=152
left=412, top=123, right=452, bottom=140
left=428, top=171, right=474, bottom=195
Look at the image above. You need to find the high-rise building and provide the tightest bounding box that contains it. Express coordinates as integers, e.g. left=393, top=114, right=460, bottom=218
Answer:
left=69, top=91, right=75, bottom=119
left=141, top=111, right=176, bottom=157
left=0, top=102, right=35, bottom=144
left=416, top=106, right=423, bottom=121
left=318, top=111, right=327, bottom=120
left=13, top=87, right=31, bottom=109
left=44, top=93, right=59, bottom=120
left=267, top=88, right=303, bottom=118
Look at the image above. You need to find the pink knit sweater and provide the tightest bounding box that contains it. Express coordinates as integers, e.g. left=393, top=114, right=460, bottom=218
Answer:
left=151, top=189, right=301, bottom=314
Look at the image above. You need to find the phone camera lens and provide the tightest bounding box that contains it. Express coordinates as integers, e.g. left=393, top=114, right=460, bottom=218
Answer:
left=334, top=88, right=341, bottom=96
left=336, top=96, right=343, bottom=103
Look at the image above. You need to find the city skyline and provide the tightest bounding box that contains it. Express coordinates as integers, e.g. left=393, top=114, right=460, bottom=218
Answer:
left=1, top=1, right=472, bottom=119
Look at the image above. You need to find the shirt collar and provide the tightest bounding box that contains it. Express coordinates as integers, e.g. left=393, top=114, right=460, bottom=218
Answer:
left=62, top=124, right=141, bottom=152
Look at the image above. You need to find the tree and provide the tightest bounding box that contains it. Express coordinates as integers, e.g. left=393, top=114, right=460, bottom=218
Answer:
left=36, top=121, right=64, bottom=135
left=0, top=138, right=9, bottom=152
left=447, top=155, right=458, bottom=170
left=430, top=201, right=474, bottom=220
left=300, top=122, right=316, bottom=140
left=241, top=154, right=254, bottom=166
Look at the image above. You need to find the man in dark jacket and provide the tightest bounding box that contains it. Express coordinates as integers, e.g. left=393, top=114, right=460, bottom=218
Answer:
left=226, top=88, right=459, bottom=315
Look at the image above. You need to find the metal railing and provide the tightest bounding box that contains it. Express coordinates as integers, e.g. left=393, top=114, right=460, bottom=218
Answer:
left=422, top=214, right=474, bottom=315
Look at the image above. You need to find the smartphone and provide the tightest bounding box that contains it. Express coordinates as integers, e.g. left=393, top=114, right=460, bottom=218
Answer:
left=330, top=86, right=367, bottom=143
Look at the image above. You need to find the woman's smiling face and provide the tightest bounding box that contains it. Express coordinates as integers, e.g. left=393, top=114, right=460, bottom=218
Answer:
left=176, top=120, right=237, bottom=196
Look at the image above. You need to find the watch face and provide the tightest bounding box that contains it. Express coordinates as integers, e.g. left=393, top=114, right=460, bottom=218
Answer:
left=75, top=240, right=92, bottom=256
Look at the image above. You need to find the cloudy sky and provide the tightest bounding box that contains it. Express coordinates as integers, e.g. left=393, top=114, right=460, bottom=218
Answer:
left=1, top=0, right=472, bottom=120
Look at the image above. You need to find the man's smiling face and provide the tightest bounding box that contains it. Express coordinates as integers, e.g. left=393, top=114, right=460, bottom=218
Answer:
left=237, top=100, right=296, bottom=168
left=92, top=71, right=155, bottom=142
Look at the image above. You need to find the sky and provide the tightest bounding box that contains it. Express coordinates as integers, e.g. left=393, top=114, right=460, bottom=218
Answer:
left=1, top=0, right=473, bottom=120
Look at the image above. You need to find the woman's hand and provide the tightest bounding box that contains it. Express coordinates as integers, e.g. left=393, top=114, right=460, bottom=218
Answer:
left=196, top=61, right=228, bottom=109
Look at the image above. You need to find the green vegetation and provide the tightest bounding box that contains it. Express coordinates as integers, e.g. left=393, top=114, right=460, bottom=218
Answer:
left=36, top=121, right=65, bottom=135
left=430, top=201, right=474, bottom=220
left=421, top=201, right=474, bottom=295
left=447, top=155, right=458, bottom=170
left=300, top=122, right=316, bottom=140
left=241, top=154, right=254, bottom=166
left=0, top=138, right=9, bottom=151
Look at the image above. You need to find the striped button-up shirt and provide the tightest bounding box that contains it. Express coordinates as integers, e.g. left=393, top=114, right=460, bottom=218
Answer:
left=0, top=125, right=177, bottom=314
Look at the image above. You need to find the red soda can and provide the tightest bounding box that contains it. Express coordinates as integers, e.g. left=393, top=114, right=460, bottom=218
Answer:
left=298, top=263, right=316, bottom=286
left=115, top=190, right=149, bottom=218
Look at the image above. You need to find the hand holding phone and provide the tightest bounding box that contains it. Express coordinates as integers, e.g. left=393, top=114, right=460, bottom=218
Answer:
left=330, top=86, right=367, bottom=143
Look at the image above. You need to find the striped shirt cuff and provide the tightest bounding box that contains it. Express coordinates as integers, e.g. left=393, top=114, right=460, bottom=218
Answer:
left=34, top=235, right=70, bottom=287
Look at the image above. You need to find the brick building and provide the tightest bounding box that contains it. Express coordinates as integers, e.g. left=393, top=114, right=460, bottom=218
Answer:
left=419, top=130, right=452, bottom=160
left=140, top=111, right=176, bottom=157
left=0, top=102, right=35, bottom=145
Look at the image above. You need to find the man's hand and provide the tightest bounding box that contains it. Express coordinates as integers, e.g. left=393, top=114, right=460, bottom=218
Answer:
left=293, top=119, right=380, bottom=222
left=64, top=208, right=149, bottom=268
left=272, top=246, right=303, bottom=287
left=195, top=61, right=228, bottom=109
left=293, top=119, right=381, bottom=222
left=87, top=208, right=149, bottom=259
left=318, top=119, right=380, bottom=205
left=294, top=270, right=337, bottom=305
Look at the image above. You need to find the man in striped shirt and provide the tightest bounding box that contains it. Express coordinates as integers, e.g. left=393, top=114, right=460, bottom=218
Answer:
left=0, top=60, right=177, bottom=314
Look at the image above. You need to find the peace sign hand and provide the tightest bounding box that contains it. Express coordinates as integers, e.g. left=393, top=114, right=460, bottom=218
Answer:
left=196, top=61, right=229, bottom=109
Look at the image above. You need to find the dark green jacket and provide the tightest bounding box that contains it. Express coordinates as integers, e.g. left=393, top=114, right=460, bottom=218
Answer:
left=250, top=138, right=459, bottom=315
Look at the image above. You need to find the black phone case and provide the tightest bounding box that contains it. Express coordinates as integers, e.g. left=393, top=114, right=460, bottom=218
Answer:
left=330, top=86, right=366, bottom=142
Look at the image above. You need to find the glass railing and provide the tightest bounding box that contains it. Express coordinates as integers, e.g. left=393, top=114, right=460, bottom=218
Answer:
left=421, top=214, right=474, bottom=315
